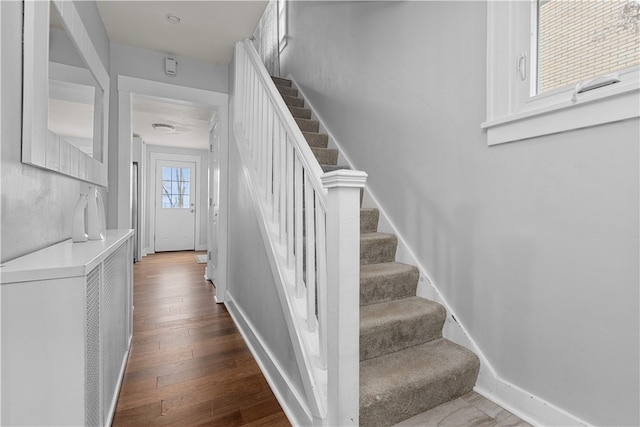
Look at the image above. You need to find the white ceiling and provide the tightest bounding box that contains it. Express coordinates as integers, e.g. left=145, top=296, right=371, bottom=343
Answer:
left=96, top=1, right=268, bottom=150
left=96, top=1, right=268, bottom=66
left=132, top=95, right=215, bottom=150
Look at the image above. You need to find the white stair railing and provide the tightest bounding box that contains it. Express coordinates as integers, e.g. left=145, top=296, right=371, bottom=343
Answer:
left=233, top=39, right=366, bottom=425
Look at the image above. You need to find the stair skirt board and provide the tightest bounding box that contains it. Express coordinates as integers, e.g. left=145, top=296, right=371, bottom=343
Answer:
left=224, top=293, right=313, bottom=427
left=277, top=75, right=587, bottom=427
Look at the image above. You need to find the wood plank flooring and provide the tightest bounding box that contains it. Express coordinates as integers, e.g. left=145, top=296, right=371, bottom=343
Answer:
left=112, top=251, right=290, bottom=426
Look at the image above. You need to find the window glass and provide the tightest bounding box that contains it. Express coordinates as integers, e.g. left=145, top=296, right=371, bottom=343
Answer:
left=161, top=167, right=190, bottom=208
left=537, top=0, right=640, bottom=94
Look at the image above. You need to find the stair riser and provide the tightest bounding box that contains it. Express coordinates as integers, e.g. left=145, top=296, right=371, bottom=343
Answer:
left=360, top=308, right=445, bottom=361
left=360, top=340, right=481, bottom=427
left=312, top=148, right=338, bottom=166
left=277, top=85, right=298, bottom=97
left=360, top=236, right=397, bottom=265
left=289, top=106, right=312, bottom=120
left=360, top=265, right=419, bottom=306
left=360, top=209, right=379, bottom=233
left=272, top=76, right=292, bottom=87
left=283, top=95, right=304, bottom=108
left=295, top=118, right=320, bottom=133
left=302, top=132, right=328, bottom=148
left=360, top=363, right=479, bottom=427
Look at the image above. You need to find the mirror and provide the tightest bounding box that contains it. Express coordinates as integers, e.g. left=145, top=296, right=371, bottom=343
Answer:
left=22, top=0, right=109, bottom=186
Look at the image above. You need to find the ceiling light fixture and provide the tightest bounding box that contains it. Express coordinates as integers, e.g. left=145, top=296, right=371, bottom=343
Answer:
left=166, top=13, right=180, bottom=24
left=152, top=123, right=176, bottom=133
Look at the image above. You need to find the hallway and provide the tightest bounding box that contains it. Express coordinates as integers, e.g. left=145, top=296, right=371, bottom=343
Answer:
left=112, top=252, right=289, bottom=426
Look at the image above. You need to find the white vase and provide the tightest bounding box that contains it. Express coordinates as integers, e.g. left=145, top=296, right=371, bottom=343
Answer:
left=86, top=186, right=105, bottom=240
left=72, top=193, right=88, bottom=243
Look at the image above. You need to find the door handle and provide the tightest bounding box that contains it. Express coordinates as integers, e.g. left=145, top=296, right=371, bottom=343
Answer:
left=190, top=209, right=195, bottom=213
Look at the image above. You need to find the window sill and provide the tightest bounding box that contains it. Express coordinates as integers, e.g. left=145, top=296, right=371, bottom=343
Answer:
left=482, top=82, right=640, bottom=146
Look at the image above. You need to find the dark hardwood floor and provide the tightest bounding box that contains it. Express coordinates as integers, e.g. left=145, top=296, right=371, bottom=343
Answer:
left=112, top=251, right=290, bottom=426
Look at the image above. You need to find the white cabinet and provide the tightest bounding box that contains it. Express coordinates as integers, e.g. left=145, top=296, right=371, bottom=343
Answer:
left=1, top=230, right=134, bottom=426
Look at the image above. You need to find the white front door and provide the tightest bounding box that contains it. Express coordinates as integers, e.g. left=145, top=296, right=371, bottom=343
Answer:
left=155, top=160, right=196, bottom=252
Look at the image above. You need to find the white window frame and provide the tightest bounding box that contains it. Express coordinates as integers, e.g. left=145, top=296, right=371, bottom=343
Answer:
left=482, top=0, right=640, bottom=146
left=278, top=0, right=288, bottom=53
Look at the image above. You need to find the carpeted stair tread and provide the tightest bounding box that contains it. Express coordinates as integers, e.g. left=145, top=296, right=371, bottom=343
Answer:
left=321, top=165, right=351, bottom=173
left=311, top=147, right=338, bottom=165
left=360, top=233, right=397, bottom=265
left=271, top=76, right=292, bottom=87
left=282, top=94, right=304, bottom=108
left=360, top=338, right=480, bottom=427
left=360, top=296, right=446, bottom=361
left=360, top=208, right=379, bottom=233
left=277, top=85, right=298, bottom=97
left=289, top=106, right=312, bottom=119
left=303, top=132, right=328, bottom=148
left=295, top=118, right=319, bottom=133
left=360, top=262, right=419, bottom=306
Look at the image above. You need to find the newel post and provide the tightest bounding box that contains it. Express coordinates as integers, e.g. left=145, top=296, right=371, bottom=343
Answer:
left=322, top=169, right=367, bottom=427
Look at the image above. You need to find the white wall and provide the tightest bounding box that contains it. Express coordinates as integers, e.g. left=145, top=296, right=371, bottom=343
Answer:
left=143, top=144, right=209, bottom=253
left=0, top=0, right=110, bottom=263
left=280, top=2, right=639, bottom=426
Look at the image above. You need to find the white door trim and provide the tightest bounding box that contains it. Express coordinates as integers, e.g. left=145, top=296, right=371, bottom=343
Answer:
left=150, top=153, right=202, bottom=253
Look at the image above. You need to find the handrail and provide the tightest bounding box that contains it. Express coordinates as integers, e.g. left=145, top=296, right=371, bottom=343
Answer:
left=233, top=39, right=366, bottom=425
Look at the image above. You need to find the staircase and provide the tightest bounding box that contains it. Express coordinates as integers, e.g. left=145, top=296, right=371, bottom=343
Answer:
left=272, top=76, right=481, bottom=427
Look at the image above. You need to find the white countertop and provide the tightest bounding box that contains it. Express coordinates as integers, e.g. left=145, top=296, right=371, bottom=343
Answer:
left=0, top=229, right=134, bottom=284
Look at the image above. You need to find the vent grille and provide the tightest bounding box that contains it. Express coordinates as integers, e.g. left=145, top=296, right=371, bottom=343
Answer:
left=102, top=244, right=129, bottom=423
left=85, top=266, right=101, bottom=426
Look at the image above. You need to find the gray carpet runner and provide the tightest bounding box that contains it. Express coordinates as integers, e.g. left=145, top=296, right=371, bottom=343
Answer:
left=272, top=76, right=480, bottom=426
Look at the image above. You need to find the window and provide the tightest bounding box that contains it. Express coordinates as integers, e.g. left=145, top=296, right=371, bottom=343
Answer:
left=482, top=0, right=640, bottom=146
left=161, top=167, right=190, bottom=208
left=278, top=0, right=287, bottom=52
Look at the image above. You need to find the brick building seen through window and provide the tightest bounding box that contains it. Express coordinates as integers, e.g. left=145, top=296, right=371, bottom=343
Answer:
left=537, top=0, right=640, bottom=94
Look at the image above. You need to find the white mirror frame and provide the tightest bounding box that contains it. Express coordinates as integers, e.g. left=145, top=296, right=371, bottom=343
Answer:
left=22, top=0, right=109, bottom=187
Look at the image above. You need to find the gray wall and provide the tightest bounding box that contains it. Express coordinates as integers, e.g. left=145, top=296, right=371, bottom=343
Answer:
left=226, top=134, right=306, bottom=408
left=1, top=1, right=110, bottom=263
left=280, top=2, right=639, bottom=426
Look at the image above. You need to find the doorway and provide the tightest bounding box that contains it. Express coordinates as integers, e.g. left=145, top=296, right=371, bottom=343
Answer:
left=117, top=76, right=229, bottom=302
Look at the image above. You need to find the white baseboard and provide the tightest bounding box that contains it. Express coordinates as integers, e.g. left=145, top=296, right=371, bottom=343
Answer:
left=224, top=292, right=313, bottom=427
left=287, top=75, right=590, bottom=427
left=475, top=380, right=590, bottom=427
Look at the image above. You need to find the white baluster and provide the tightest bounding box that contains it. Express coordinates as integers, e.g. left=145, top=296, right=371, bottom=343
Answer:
left=271, top=116, right=279, bottom=224
left=305, top=175, right=316, bottom=333
left=279, top=131, right=287, bottom=245
left=286, top=143, right=295, bottom=269
left=316, top=201, right=328, bottom=369
left=295, top=156, right=304, bottom=298
left=266, top=103, right=274, bottom=211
